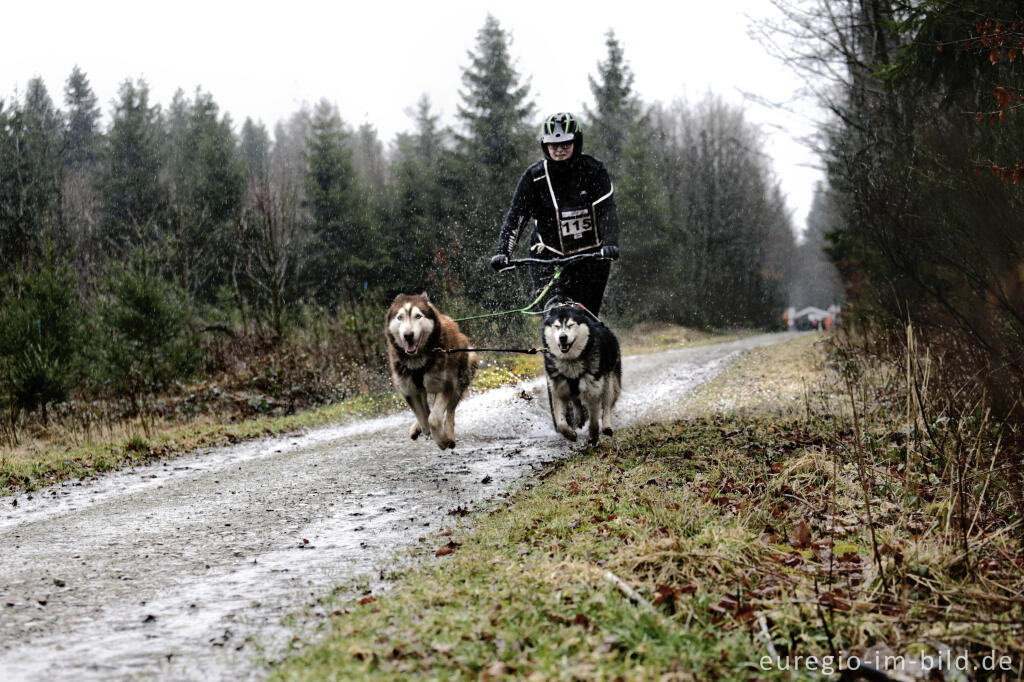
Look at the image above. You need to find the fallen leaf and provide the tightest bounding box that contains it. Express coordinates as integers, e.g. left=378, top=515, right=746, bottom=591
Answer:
left=818, top=591, right=851, bottom=611
left=790, top=519, right=812, bottom=549
left=652, top=584, right=679, bottom=607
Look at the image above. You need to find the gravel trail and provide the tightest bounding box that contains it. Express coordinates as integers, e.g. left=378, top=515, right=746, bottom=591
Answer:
left=0, top=332, right=800, bottom=681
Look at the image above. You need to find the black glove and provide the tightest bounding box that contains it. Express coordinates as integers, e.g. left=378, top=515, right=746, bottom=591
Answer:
left=600, top=244, right=619, bottom=260
left=490, top=253, right=510, bottom=271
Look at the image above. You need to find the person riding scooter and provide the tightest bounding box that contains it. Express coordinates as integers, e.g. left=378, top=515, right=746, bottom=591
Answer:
left=490, top=112, right=620, bottom=315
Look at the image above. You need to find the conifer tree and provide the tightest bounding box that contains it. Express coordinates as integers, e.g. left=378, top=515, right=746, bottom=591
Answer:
left=303, top=100, right=371, bottom=305
left=62, top=66, right=103, bottom=278
left=95, top=259, right=198, bottom=417
left=453, top=14, right=535, bottom=300
left=0, top=256, right=83, bottom=424
left=456, top=15, right=535, bottom=179
left=164, top=88, right=245, bottom=303
left=239, top=117, right=270, bottom=179
left=387, top=96, right=451, bottom=296
left=585, top=30, right=641, bottom=178
left=0, top=79, right=65, bottom=269
left=352, top=123, right=387, bottom=189
left=96, top=79, right=164, bottom=252
left=63, top=66, right=101, bottom=172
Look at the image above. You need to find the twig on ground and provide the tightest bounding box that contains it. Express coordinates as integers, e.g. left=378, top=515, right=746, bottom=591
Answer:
left=755, top=614, right=778, bottom=659
left=602, top=571, right=656, bottom=613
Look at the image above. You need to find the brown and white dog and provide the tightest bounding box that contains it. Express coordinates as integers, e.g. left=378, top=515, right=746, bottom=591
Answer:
left=385, top=292, right=477, bottom=450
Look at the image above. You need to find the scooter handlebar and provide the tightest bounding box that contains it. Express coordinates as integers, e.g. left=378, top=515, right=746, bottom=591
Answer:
left=498, top=252, right=608, bottom=272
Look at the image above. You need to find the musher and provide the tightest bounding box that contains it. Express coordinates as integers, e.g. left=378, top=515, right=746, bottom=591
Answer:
left=489, top=112, right=620, bottom=316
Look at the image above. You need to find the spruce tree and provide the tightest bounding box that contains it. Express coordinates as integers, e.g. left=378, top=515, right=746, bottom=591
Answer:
left=303, top=100, right=368, bottom=305
left=95, top=259, right=198, bottom=417
left=387, top=96, right=451, bottom=296
left=0, top=257, right=83, bottom=424
left=0, top=79, right=65, bottom=269
left=164, top=88, right=245, bottom=304
left=63, top=66, right=101, bottom=172
left=96, top=79, right=164, bottom=253
left=62, top=66, right=103, bottom=279
left=453, top=14, right=535, bottom=301
left=585, top=30, right=641, bottom=178
left=240, top=117, right=270, bottom=179
left=456, top=14, right=534, bottom=176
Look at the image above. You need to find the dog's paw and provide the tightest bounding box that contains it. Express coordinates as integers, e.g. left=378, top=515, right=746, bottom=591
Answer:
left=557, top=426, right=578, bottom=442
left=410, top=422, right=423, bottom=440
left=432, top=434, right=455, bottom=450
left=602, top=427, right=614, bottom=436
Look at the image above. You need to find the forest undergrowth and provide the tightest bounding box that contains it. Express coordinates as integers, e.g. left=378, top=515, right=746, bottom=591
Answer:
left=271, top=331, right=1024, bottom=681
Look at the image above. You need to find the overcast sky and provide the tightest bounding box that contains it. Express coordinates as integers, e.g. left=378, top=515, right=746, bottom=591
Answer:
left=4, top=0, right=825, bottom=236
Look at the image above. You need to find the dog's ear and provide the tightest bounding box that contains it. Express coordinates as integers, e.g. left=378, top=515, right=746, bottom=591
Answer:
left=419, top=291, right=430, bottom=303
left=393, top=293, right=406, bottom=303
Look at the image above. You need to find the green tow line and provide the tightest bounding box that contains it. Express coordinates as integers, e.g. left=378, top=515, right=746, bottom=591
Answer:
left=452, top=265, right=564, bottom=323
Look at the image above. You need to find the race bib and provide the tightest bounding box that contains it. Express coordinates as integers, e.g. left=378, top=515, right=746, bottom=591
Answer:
left=559, top=208, right=593, bottom=240
left=556, top=206, right=600, bottom=254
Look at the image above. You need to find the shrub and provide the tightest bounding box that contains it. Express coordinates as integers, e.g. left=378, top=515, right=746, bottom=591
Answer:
left=0, top=260, right=83, bottom=423
left=94, top=265, right=199, bottom=414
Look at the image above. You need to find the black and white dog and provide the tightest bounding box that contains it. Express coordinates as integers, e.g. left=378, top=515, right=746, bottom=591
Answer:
left=541, top=299, right=622, bottom=444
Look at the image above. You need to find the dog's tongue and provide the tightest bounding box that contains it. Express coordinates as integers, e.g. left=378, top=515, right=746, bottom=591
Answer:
left=404, top=338, right=419, bottom=354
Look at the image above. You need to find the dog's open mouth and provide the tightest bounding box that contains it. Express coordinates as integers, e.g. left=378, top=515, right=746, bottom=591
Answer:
left=402, top=337, right=421, bottom=355
left=558, top=339, right=575, bottom=354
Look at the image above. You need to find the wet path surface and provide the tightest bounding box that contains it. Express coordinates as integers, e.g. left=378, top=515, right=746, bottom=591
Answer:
left=0, top=332, right=799, bottom=680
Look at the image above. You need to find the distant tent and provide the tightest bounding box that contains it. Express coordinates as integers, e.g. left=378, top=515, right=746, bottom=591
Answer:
left=788, top=305, right=839, bottom=331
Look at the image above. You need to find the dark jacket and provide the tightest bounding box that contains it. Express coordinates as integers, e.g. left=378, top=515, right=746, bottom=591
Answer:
left=496, top=154, right=620, bottom=258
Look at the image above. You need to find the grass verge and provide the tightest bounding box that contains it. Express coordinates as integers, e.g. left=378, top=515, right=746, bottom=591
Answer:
left=270, top=333, right=1024, bottom=681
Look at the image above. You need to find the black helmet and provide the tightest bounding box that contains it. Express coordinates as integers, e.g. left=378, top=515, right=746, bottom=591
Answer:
left=540, top=112, right=583, bottom=159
